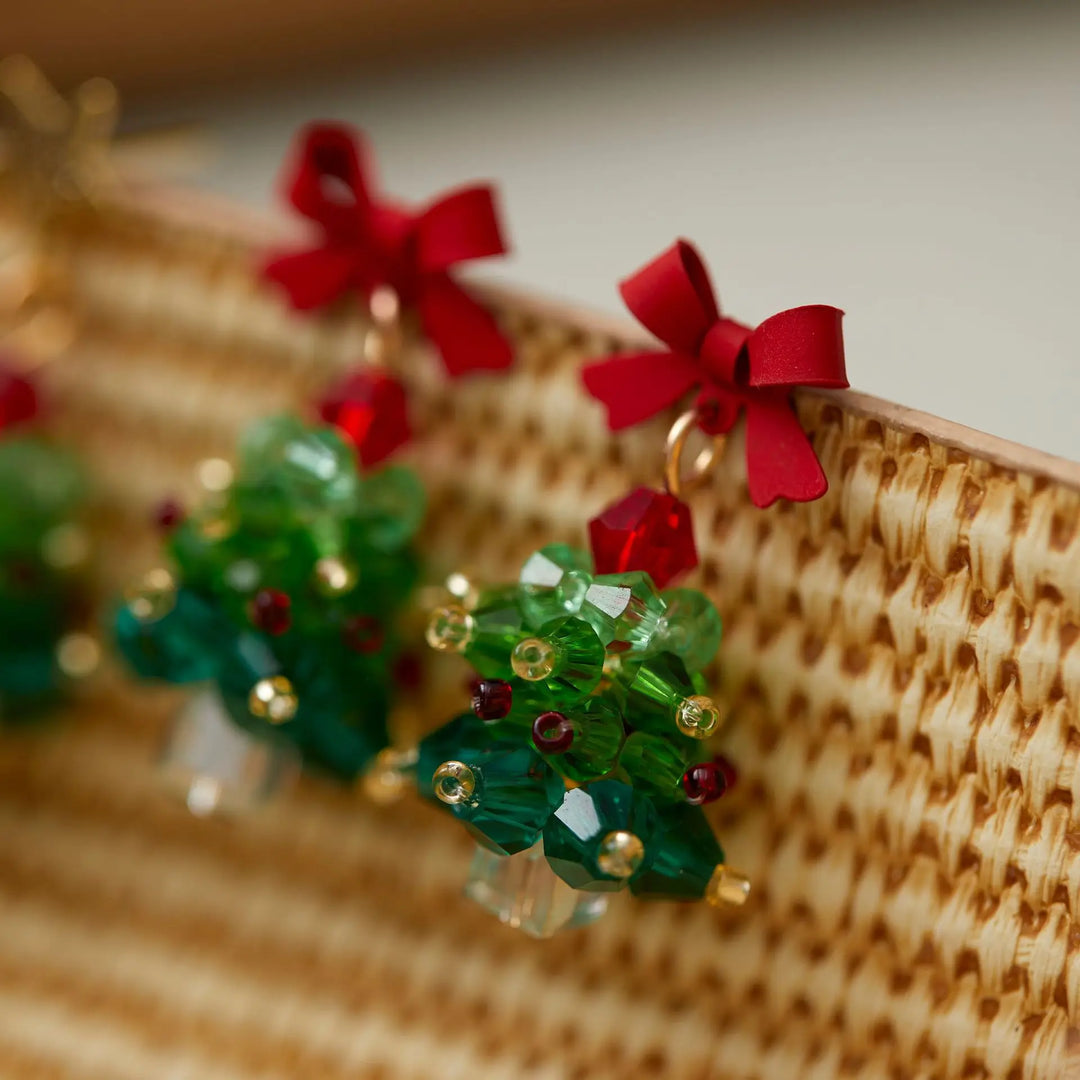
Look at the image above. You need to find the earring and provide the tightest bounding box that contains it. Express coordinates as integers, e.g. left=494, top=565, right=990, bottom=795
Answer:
left=113, top=122, right=513, bottom=815
left=0, top=58, right=119, bottom=721
left=389, top=238, right=846, bottom=937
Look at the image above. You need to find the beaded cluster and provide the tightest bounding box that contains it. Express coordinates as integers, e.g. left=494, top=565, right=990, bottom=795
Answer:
left=0, top=366, right=93, bottom=717
left=115, top=413, right=423, bottom=779
left=420, top=538, right=746, bottom=910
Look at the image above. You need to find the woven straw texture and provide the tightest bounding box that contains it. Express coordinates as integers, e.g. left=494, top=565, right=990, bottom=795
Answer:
left=1, top=184, right=1079, bottom=1080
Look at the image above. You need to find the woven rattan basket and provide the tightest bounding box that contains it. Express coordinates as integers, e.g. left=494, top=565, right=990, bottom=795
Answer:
left=1, top=178, right=1078, bottom=1080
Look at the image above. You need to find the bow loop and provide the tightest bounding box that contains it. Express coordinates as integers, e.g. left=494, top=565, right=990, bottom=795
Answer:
left=285, top=123, right=375, bottom=240
left=619, top=239, right=719, bottom=357
left=415, top=185, right=507, bottom=274
left=746, top=305, right=847, bottom=389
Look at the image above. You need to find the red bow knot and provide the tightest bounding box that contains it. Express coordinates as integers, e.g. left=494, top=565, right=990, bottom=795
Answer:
left=582, top=240, right=847, bottom=507
left=263, top=123, right=513, bottom=377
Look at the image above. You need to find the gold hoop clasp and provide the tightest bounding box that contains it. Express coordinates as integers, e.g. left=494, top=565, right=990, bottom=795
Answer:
left=664, top=409, right=726, bottom=501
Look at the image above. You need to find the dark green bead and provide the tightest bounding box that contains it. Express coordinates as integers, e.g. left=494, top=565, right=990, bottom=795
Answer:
left=580, top=571, right=665, bottom=653
left=629, top=803, right=724, bottom=901
left=543, top=780, right=660, bottom=892
left=0, top=438, right=84, bottom=547
left=417, top=712, right=563, bottom=855
left=518, top=544, right=593, bottom=629
left=540, top=696, right=624, bottom=783
left=654, top=588, right=723, bottom=673
left=617, top=731, right=691, bottom=804
left=624, top=652, right=695, bottom=736
left=114, top=588, right=228, bottom=684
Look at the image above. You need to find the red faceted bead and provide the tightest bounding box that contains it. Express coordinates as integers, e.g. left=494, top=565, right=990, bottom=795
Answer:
left=318, top=368, right=411, bottom=468
left=471, top=679, right=513, bottom=722
left=342, top=614, right=385, bottom=654
left=250, top=589, right=292, bottom=636
left=0, top=363, right=39, bottom=432
left=153, top=497, right=185, bottom=532
left=392, top=650, right=424, bottom=690
left=588, top=486, right=698, bottom=589
left=532, top=711, right=575, bottom=754
left=682, top=761, right=728, bottom=805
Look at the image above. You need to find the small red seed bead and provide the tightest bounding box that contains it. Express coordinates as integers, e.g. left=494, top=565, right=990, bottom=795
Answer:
left=715, top=754, right=738, bottom=791
left=392, top=651, right=424, bottom=690
left=472, top=679, right=513, bottom=721
left=342, top=615, right=384, bottom=654
left=682, top=760, right=729, bottom=805
left=153, top=498, right=185, bottom=532
left=531, top=711, right=575, bottom=754
left=0, top=366, right=38, bottom=431
left=250, top=588, right=292, bottom=636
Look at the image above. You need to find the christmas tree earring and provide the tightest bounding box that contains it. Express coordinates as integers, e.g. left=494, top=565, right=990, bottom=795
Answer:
left=386, top=238, right=846, bottom=937
left=113, top=122, right=513, bottom=815
left=0, top=58, right=119, bottom=722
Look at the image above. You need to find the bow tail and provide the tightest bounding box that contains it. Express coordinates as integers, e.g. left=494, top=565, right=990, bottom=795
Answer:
left=416, top=275, right=513, bottom=376
left=263, top=247, right=357, bottom=311
left=743, top=396, right=828, bottom=508
left=582, top=351, right=701, bottom=431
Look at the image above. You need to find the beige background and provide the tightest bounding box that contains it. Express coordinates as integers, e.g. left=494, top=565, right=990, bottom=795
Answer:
left=125, top=2, right=1080, bottom=461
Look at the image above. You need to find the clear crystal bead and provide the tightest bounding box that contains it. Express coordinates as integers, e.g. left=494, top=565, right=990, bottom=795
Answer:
left=464, top=841, right=609, bottom=938
left=160, top=688, right=299, bottom=816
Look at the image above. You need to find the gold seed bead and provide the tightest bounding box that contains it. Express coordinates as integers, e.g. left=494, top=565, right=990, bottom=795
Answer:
left=197, top=506, right=237, bottom=541
left=361, top=746, right=418, bottom=806
left=596, top=830, right=646, bottom=879
left=41, top=523, right=90, bottom=571
left=444, top=570, right=480, bottom=610
left=511, top=637, right=557, bottom=681
left=248, top=675, right=298, bottom=724
left=675, top=694, right=722, bottom=739
left=706, top=865, right=751, bottom=908
left=196, top=457, right=234, bottom=493
left=425, top=604, right=474, bottom=652
left=313, top=556, right=357, bottom=596
left=124, top=568, right=177, bottom=622
left=433, top=760, right=477, bottom=805
left=56, top=632, right=100, bottom=679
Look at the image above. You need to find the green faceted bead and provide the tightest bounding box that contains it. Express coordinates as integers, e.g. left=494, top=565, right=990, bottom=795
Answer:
left=114, top=587, right=228, bottom=684
left=464, top=587, right=526, bottom=679
left=544, top=780, right=660, bottom=892
left=0, top=438, right=83, bottom=540
left=618, top=731, right=691, bottom=804
left=518, top=544, right=593, bottom=629
left=629, top=803, right=724, bottom=901
left=653, top=588, right=723, bottom=673
left=624, top=652, right=696, bottom=736
left=353, top=466, right=426, bottom=552
left=538, top=696, right=624, bottom=783
left=512, top=617, right=604, bottom=705
left=580, top=571, right=665, bottom=652
left=418, top=713, right=563, bottom=855
left=239, top=414, right=360, bottom=517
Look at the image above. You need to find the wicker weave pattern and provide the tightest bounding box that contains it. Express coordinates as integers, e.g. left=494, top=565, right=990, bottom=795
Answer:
left=1, top=190, right=1078, bottom=1079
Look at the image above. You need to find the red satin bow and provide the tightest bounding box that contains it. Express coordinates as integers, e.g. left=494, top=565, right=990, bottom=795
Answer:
left=263, top=123, right=513, bottom=377
left=582, top=240, right=847, bottom=507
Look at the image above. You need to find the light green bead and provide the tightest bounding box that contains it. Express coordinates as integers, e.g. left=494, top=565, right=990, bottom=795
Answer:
left=464, top=587, right=526, bottom=679
left=653, top=588, right=722, bottom=673
left=581, top=571, right=665, bottom=653
left=517, top=617, right=605, bottom=705
left=354, top=466, right=426, bottom=551
left=239, top=414, right=360, bottom=516
left=518, top=544, right=593, bottom=629
left=541, top=696, right=624, bottom=783
left=624, top=652, right=695, bottom=736
left=618, top=731, right=690, bottom=804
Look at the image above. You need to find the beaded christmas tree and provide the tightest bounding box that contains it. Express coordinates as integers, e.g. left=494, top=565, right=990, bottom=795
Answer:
left=0, top=362, right=93, bottom=719
left=416, top=499, right=745, bottom=936
left=115, top=412, right=424, bottom=783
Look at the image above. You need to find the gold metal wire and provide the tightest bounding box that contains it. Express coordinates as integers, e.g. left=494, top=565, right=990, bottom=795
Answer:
left=663, top=408, right=726, bottom=500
